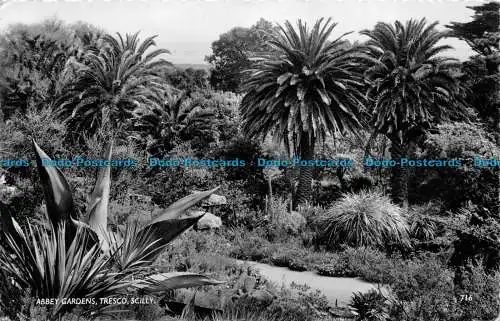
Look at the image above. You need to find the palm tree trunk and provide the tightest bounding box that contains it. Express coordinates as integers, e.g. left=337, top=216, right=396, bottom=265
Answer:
left=389, top=139, right=409, bottom=207
left=293, top=137, right=315, bottom=209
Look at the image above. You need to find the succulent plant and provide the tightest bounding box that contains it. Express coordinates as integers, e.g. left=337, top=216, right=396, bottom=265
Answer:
left=0, top=140, right=223, bottom=319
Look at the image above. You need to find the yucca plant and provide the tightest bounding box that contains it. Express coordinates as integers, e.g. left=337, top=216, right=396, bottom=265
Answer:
left=317, top=191, right=410, bottom=250
left=0, top=140, right=223, bottom=320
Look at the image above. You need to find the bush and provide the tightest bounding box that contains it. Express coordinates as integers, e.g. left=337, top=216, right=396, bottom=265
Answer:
left=449, top=204, right=500, bottom=272
left=316, top=191, right=410, bottom=250
left=269, top=248, right=310, bottom=272
left=452, top=263, right=500, bottom=321
left=229, top=230, right=273, bottom=262
left=267, top=197, right=307, bottom=240
left=346, top=173, right=375, bottom=194
left=386, top=255, right=499, bottom=321
left=315, top=247, right=388, bottom=280
left=417, top=121, right=499, bottom=212
left=349, top=289, right=390, bottom=321
left=406, top=203, right=440, bottom=242
left=265, top=284, right=331, bottom=321
left=311, top=180, right=343, bottom=207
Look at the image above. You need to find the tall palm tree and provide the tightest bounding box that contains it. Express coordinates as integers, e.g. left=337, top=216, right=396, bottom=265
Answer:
left=361, top=19, right=468, bottom=206
left=240, top=18, right=368, bottom=208
left=133, top=90, right=215, bottom=156
left=57, top=32, right=170, bottom=140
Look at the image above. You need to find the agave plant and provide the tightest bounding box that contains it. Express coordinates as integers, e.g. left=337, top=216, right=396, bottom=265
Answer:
left=0, top=140, right=223, bottom=319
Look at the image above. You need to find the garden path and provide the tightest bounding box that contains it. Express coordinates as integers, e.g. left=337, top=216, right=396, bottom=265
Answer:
left=238, top=260, right=385, bottom=307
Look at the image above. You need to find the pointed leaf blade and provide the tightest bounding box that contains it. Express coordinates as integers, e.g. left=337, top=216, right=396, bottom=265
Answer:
left=84, top=142, right=113, bottom=244
left=148, top=186, right=220, bottom=225
left=137, top=214, right=205, bottom=263
left=32, top=140, right=75, bottom=227
left=134, top=272, right=225, bottom=293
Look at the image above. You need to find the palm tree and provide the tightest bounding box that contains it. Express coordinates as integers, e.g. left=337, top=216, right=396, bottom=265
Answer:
left=133, top=90, right=215, bottom=156
left=361, top=19, right=468, bottom=206
left=240, top=18, right=367, bottom=208
left=57, top=32, right=170, bottom=140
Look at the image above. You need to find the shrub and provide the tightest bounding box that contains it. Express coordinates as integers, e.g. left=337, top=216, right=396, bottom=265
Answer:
left=382, top=255, right=456, bottom=321
left=452, top=263, right=500, bottom=321
left=229, top=229, right=273, bottom=261
left=406, top=204, right=440, bottom=242
left=311, top=180, right=343, bottom=207
left=7, top=106, right=68, bottom=158
left=386, top=254, right=500, bottom=321
left=316, top=191, right=410, bottom=250
left=265, top=284, right=331, bottom=321
left=315, top=247, right=388, bottom=280
left=418, top=121, right=499, bottom=212
left=449, top=204, right=500, bottom=272
left=267, top=196, right=306, bottom=239
left=269, top=247, right=309, bottom=272
left=316, top=258, right=356, bottom=277
left=349, top=289, right=390, bottom=321
left=217, top=180, right=265, bottom=229
left=346, top=173, right=375, bottom=194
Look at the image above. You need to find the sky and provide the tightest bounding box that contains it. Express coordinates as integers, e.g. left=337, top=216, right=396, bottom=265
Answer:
left=0, top=0, right=487, bottom=64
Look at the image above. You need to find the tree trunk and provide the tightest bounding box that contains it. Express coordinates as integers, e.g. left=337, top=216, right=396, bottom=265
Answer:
left=293, top=137, right=315, bottom=209
left=389, top=139, right=409, bottom=207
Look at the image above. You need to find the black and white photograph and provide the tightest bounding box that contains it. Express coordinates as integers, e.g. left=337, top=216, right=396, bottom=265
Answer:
left=0, top=0, right=498, bottom=320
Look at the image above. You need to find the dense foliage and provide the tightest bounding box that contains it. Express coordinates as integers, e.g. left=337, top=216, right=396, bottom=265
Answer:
left=0, top=3, right=499, bottom=320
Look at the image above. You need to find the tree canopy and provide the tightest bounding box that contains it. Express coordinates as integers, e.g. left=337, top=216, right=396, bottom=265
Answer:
left=206, top=18, right=277, bottom=92
left=446, top=2, right=499, bottom=58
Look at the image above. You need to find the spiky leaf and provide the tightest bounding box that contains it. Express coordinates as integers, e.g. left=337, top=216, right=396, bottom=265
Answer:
left=135, top=187, right=219, bottom=263
left=83, top=142, right=113, bottom=249
left=133, top=272, right=225, bottom=293
left=148, top=187, right=220, bottom=224
left=33, top=140, right=76, bottom=228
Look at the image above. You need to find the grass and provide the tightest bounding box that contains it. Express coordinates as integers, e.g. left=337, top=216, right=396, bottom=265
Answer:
left=315, top=191, right=410, bottom=250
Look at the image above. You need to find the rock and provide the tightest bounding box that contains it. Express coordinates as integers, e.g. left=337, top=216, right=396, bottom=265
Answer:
left=219, top=289, right=240, bottom=307
left=0, top=182, right=20, bottom=204
left=196, top=212, right=222, bottom=230
left=329, top=307, right=357, bottom=318
left=151, top=208, right=222, bottom=230
left=183, top=292, right=220, bottom=309
left=192, top=191, right=227, bottom=206
left=243, top=276, right=257, bottom=293
left=248, top=290, right=274, bottom=306
left=205, top=193, right=227, bottom=206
